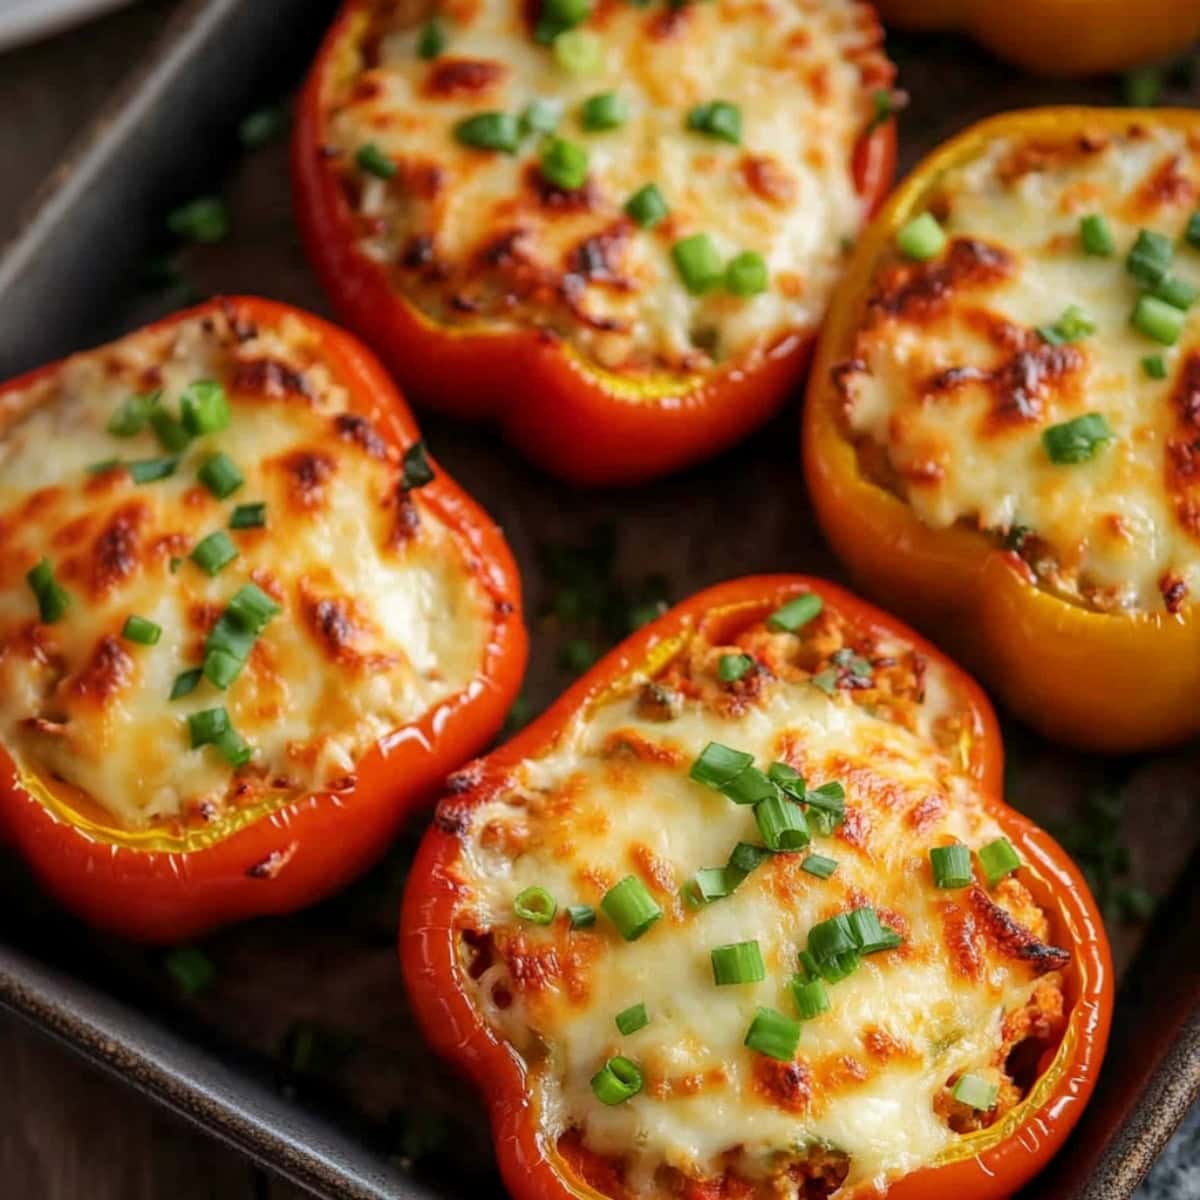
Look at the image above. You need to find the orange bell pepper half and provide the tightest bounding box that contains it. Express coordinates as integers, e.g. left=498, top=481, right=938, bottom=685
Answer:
left=874, top=0, right=1200, bottom=78
left=0, top=297, right=526, bottom=942
left=805, top=107, right=1200, bottom=753
left=292, top=2, right=898, bottom=486
left=401, top=575, right=1111, bottom=1200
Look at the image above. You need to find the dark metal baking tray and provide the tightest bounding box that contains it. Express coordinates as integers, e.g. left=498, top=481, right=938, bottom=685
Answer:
left=0, top=1, right=1197, bottom=1197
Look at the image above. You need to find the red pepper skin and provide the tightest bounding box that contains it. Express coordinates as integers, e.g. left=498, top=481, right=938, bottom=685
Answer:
left=291, top=2, right=897, bottom=486
left=400, top=576, right=1112, bottom=1200
left=0, top=297, right=527, bottom=944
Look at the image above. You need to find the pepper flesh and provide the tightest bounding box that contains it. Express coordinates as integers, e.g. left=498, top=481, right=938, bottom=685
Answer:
left=400, top=575, right=1112, bottom=1200
left=292, top=2, right=897, bottom=487
left=0, top=297, right=527, bottom=943
left=874, top=0, right=1200, bottom=78
left=804, top=107, right=1200, bottom=754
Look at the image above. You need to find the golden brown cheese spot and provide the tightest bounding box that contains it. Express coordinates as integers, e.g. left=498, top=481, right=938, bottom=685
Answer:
left=869, top=238, right=1014, bottom=324
left=300, top=585, right=399, bottom=674
left=66, top=636, right=134, bottom=707
left=333, top=412, right=389, bottom=459
left=752, top=1057, right=813, bottom=1114
left=82, top=500, right=150, bottom=598
left=423, top=57, right=506, bottom=98
left=937, top=898, right=983, bottom=982
left=230, top=357, right=310, bottom=399
left=276, top=448, right=337, bottom=512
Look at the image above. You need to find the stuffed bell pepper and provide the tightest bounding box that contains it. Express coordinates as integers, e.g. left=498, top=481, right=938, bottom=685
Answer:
left=402, top=576, right=1111, bottom=1200
left=0, top=296, right=525, bottom=941
left=292, top=0, right=897, bottom=485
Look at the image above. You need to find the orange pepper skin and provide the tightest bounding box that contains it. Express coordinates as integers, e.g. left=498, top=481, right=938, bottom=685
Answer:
left=0, top=297, right=527, bottom=943
left=400, top=575, right=1112, bottom=1200
left=291, top=2, right=897, bottom=487
left=804, top=107, right=1200, bottom=754
left=875, top=0, right=1200, bottom=78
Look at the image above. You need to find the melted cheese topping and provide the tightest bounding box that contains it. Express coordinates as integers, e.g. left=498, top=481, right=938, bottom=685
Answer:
left=0, top=304, right=491, bottom=832
left=321, top=0, right=891, bottom=375
left=840, top=122, right=1200, bottom=614
left=450, top=609, right=1066, bottom=1198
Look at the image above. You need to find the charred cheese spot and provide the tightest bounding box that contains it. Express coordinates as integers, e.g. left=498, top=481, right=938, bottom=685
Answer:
left=842, top=123, right=1200, bottom=613
left=321, top=0, right=892, bottom=375
left=0, top=305, right=491, bottom=831
left=449, top=610, right=1066, bottom=1198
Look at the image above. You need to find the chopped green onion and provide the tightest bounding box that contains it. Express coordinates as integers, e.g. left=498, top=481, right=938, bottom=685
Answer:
left=671, top=233, right=723, bottom=294
left=230, top=502, right=267, bottom=529
left=107, top=390, right=161, bottom=436
left=690, top=742, right=754, bottom=789
left=536, top=0, right=591, bottom=41
left=766, top=592, right=823, bottom=632
left=711, top=940, right=766, bottom=986
left=754, top=792, right=810, bottom=852
left=1038, top=304, right=1094, bottom=345
left=1151, top=274, right=1199, bottom=310
left=567, top=903, right=596, bottom=929
left=1127, top=228, right=1174, bottom=286
left=801, top=854, right=838, bottom=879
left=685, top=100, right=741, bottom=145
left=615, top=1003, right=649, bottom=1035
left=808, top=806, right=844, bottom=838
left=744, top=1007, right=800, bottom=1061
left=150, top=406, right=192, bottom=453
left=624, top=183, right=668, bottom=229
left=514, top=885, right=557, bottom=924
left=717, top=653, right=753, bottom=683
left=122, top=615, right=162, bottom=646
left=590, top=1056, right=642, bottom=1105
left=238, top=104, right=287, bottom=150
left=930, top=844, right=973, bottom=889
left=846, top=907, right=903, bottom=954
left=721, top=765, right=777, bottom=806
left=581, top=91, right=627, bottom=131
left=402, top=441, right=436, bottom=490
left=867, top=88, right=895, bottom=132
left=202, top=583, right=282, bottom=688
left=26, top=558, right=70, bottom=623
left=805, top=781, right=846, bottom=816
left=167, top=196, right=229, bottom=244
left=129, top=456, right=179, bottom=484
left=521, top=98, right=562, bottom=135
left=896, top=212, right=946, bottom=261
left=540, top=137, right=589, bottom=190
left=807, top=913, right=857, bottom=963
left=766, top=762, right=805, bottom=800
left=87, top=458, right=120, bottom=474
left=552, top=29, right=603, bottom=75
left=190, top=530, right=239, bottom=576
left=729, top=842, right=772, bottom=874
left=1142, top=353, right=1168, bottom=379
left=1187, top=210, right=1200, bottom=249
left=1079, top=214, right=1115, bottom=257
left=952, top=1072, right=998, bottom=1111
left=1133, top=293, right=1187, bottom=345
left=197, top=452, right=243, bottom=500
left=601, top=876, right=662, bottom=941
left=691, top=866, right=740, bottom=903
left=978, top=837, right=1021, bottom=886
left=726, top=251, right=768, bottom=297
left=455, top=112, right=521, bottom=154
left=164, top=946, right=216, bottom=995
left=188, top=706, right=229, bottom=747
left=416, top=20, right=447, bottom=59
left=203, top=648, right=241, bottom=690
left=1122, top=66, right=1162, bottom=108
left=1043, top=413, right=1114, bottom=464
left=356, top=142, right=397, bottom=179
left=796, top=949, right=820, bottom=983
left=170, top=668, right=202, bottom=700
left=791, top=976, right=830, bottom=1020
left=214, top=725, right=254, bottom=767
left=228, top=583, right=282, bottom=631
left=180, top=380, right=231, bottom=436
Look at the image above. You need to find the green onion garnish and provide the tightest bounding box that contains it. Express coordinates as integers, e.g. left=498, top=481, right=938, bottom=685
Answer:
left=804, top=780, right=846, bottom=816
left=197, top=452, right=243, bottom=500
left=896, top=212, right=946, bottom=261
left=536, top=0, right=591, bottom=41
left=552, top=29, right=603, bottom=75
left=930, top=844, right=973, bottom=889
left=791, top=976, right=830, bottom=1020
left=567, top=903, right=596, bottom=929
left=202, top=583, right=282, bottom=689
left=721, top=765, right=777, bottom=806
left=1127, top=228, right=1174, bottom=286
left=1187, top=210, right=1200, bottom=249
left=801, top=853, right=838, bottom=879
left=624, top=183, right=668, bottom=229
left=1043, top=413, right=1113, bottom=464
left=615, top=1002, right=648, bottom=1035
left=521, top=98, right=562, bottom=135
left=1143, top=353, right=1168, bottom=379
left=203, top=648, right=242, bottom=690
left=743, top=1007, right=800, bottom=1061
left=87, top=459, right=120, bottom=474
left=717, top=653, right=753, bottom=683
left=150, top=406, right=192, bottom=453
left=581, top=91, right=627, bottom=132
left=170, top=668, right=202, bottom=700
left=729, top=842, right=772, bottom=874
left=1037, top=304, right=1094, bottom=345
left=455, top=113, right=521, bottom=154
left=514, top=885, right=557, bottom=924
left=671, top=233, right=723, bottom=294
left=847, top=907, right=903, bottom=954
left=685, top=100, right=741, bottom=145
left=190, top=530, right=239, bottom=576
left=181, top=380, right=231, bottom=436
left=164, top=946, right=216, bottom=995
left=766, top=762, right=805, bottom=799
left=540, top=137, right=589, bottom=191
left=107, top=390, right=161, bottom=436
left=167, top=196, right=229, bottom=244
left=754, top=792, right=810, bottom=852
left=187, top=706, right=252, bottom=766
left=726, top=251, right=768, bottom=297
left=690, top=742, right=754, bottom=789
left=129, top=456, right=179, bottom=484
left=402, top=441, right=435, bottom=490
left=711, top=940, right=766, bottom=986
left=122, top=615, right=162, bottom=646
left=690, top=866, right=739, bottom=903
left=1133, top=293, right=1187, bottom=345
left=26, top=558, right=70, bottom=623
left=1079, top=214, right=1115, bottom=257
left=601, top=876, right=662, bottom=941
left=1122, top=66, right=1162, bottom=108
left=356, top=142, right=397, bottom=179
left=978, top=837, right=1021, bottom=886
left=416, top=20, right=447, bottom=59
left=952, top=1072, right=998, bottom=1111
left=230, top=502, right=267, bottom=529
left=766, top=592, right=823, bottom=632
left=590, top=1056, right=642, bottom=1105
left=867, top=88, right=894, bottom=132
left=1151, top=274, right=1198, bottom=310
